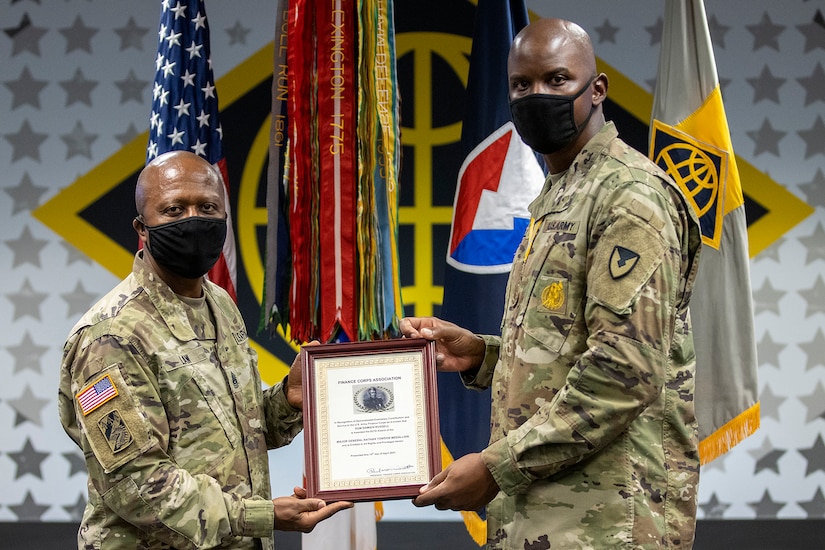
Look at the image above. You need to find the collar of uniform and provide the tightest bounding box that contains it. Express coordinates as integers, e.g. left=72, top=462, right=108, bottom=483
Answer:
left=528, top=121, right=619, bottom=219
left=132, top=251, right=199, bottom=342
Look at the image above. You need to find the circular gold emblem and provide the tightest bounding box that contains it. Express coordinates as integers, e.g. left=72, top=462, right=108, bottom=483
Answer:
left=541, top=281, right=565, bottom=310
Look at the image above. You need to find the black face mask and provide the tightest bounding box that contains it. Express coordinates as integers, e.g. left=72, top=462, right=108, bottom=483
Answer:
left=140, top=216, right=227, bottom=279
left=509, top=77, right=596, bottom=154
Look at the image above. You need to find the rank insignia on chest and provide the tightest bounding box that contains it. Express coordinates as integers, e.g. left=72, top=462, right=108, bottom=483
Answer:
left=609, top=246, right=640, bottom=279
left=540, top=279, right=567, bottom=313
left=98, top=410, right=133, bottom=453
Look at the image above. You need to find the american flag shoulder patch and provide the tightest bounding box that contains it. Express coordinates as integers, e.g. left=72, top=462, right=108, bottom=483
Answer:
left=76, top=373, right=119, bottom=416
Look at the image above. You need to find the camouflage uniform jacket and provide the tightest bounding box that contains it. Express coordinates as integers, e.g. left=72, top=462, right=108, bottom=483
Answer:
left=58, top=252, right=303, bottom=549
left=464, top=123, right=702, bottom=549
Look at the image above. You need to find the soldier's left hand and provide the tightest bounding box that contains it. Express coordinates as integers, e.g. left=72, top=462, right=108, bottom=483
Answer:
left=412, top=453, right=499, bottom=511
left=273, top=486, right=353, bottom=533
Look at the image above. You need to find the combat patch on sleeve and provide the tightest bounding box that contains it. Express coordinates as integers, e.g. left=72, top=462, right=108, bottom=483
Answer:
left=589, top=214, right=666, bottom=314
left=98, top=410, right=134, bottom=453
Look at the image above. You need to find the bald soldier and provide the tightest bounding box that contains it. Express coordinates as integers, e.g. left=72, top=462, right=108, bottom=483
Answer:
left=59, top=150, right=351, bottom=549
left=401, top=18, right=702, bottom=549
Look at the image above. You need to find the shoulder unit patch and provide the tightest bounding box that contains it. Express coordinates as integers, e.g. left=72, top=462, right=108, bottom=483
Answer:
left=609, top=246, right=640, bottom=279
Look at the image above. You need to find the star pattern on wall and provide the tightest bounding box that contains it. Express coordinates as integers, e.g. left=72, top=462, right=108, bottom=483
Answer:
left=798, top=169, right=825, bottom=209
left=798, top=116, right=825, bottom=159
left=758, top=383, right=784, bottom=421
left=4, top=13, right=48, bottom=57
left=6, top=385, right=49, bottom=427
left=707, top=14, right=730, bottom=49
left=798, top=487, right=825, bottom=518
left=799, top=382, right=825, bottom=423
left=800, top=435, right=825, bottom=475
left=757, top=330, right=784, bottom=369
left=747, top=436, right=787, bottom=474
left=7, top=438, right=49, bottom=480
left=748, top=490, right=786, bottom=518
left=752, top=278, right=785, bottom=315
left=60, top=120, right=98, bottom=159
left=799, top=276, right=825, bottom=317
left=797, top=11, right=825, bottom=53
left=746, top=65, right=785, bottom=104
left=594, top=18, right=619, bottom=44
left=114, top=69, right=149, bottom=104
left=115, top=122, right=141, bottom=145
left=746, top=118, right=786, bottom=156
left=62, top=494, right=87, bottom=521
left=4, top=67, right=49, bottom=110
left=114, top=16, right=149, bottom=51
left=798, top=223, right=825, bottom=264
left=226, top=20, right=250, bottom=45
left=6, top=279, right=48, bottom=321
left=699, top=493, right=731, bottom=519
left=5, top=225, right=49, bottom=268
left=60, top=282, right=99, bottom=318
left=7, top=331, right=48, bottom=375
left=8, top=492, right=50, bottom=521
left=798, top=63, right=825, bottom=106
left=644, top=17, right=662, bottom=46
left=62, top=451, right=87, bottom=477
left=746, top=12, right=785, bottom=51
left=59, top=15, right=98, bottom=54
left=60, top=241, right=94, bottom=266
left=4, top=120, right=48, bottom=162
left=4, top=173, right=48, bottom=214
left=58, top=68, right=98, bottom=107
left=799, top=329, right=825, bottom=371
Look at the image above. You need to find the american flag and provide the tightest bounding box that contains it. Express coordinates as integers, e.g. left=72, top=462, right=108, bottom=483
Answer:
left=147, top=0, right=237, bottom=300
left=77, top=374, right=119, bottom=416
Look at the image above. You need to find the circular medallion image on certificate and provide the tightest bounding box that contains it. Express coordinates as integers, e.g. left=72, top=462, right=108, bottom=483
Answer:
left=353, top=384, right=395, bottom=414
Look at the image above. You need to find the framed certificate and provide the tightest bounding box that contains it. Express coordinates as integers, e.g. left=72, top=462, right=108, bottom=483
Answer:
left=301, top=338, right=441, bottom=502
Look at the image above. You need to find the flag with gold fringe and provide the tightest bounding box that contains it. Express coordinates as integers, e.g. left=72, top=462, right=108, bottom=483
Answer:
left=262, top=0, right=402, bottom=546
left=649, top=0, right=759, bottom=464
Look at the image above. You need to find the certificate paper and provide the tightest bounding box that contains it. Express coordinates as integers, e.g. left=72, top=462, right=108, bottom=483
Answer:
left=301, top=339, right=441, bottom=501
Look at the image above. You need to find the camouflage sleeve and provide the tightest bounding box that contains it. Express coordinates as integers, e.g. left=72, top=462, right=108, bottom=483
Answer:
left=262, top=376, right=303, bottom=449
left=482, top=184, right=683, bottom=495
left=70, top=333, right=274, bottom=548
left=460, top=334, right=501, bottom=390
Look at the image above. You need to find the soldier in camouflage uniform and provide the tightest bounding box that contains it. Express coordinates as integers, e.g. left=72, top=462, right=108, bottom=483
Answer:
left=58, top=151, right=351, bottom=549
left=401, top=18, right=702, bottom=549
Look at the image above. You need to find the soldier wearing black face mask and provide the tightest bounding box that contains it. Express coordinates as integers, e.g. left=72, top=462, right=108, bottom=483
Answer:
left=58, top=150, right=352, bottom=549
left=400, top=18, right=702, bottom=550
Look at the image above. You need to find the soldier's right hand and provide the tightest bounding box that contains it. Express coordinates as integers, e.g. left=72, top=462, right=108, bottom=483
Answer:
left=272, top=487, right=353, bottom=533
left=399, top=316, right=485, bottom=373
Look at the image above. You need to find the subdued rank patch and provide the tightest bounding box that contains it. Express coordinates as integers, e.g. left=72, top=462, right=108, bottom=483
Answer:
left=76, top=373, right=119, bottom=416
left=609, top=246, right=640, bottom=279
left=540, top=279, right=567, bottom=312
left=97, top=410, right=133, bottom=453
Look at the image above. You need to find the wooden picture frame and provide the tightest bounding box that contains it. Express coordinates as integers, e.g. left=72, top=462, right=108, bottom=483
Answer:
left=301, top=338, right=441, bottom=502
